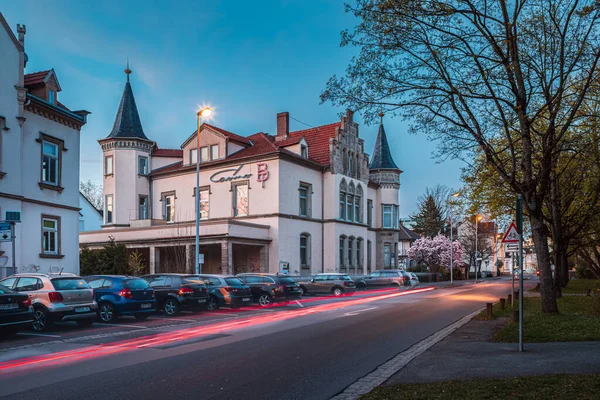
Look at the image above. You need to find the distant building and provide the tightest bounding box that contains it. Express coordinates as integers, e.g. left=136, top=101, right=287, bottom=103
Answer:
left=0, top=13, right=89, bottom=277
left=457, top=220, right=498, bottom=274
left=80, top=70, right=415, bottom=275
left=79, top=192, right=102, bottom=232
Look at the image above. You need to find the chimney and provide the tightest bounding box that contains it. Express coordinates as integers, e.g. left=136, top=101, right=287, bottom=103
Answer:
left=276, top=112, right=289, bottom=141
left=17, top=24, right=26, bottom=48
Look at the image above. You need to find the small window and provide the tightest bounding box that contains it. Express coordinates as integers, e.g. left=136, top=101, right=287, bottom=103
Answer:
left=384, top=244, right=392, bottom=267
left=347, top=194, right=354, bottom=221
left=348, top=238, right=354, bottom=267
left=42, top=141, right=59, bottom=185
left=367, top=200, right=373, bottom=227
left=162, top=192, right=176, bottom=222
left=300, top=145, right=308, bottom=159
left=139, top=196, right=148, bottom=219
left=105, top=195, right=113, bottom=224
left=200, top=146, right=209, bottom=163
left=383, top=205, right=393, bottom=229
left=48, top=90, right=55, bottom=104
left=339, top=192, right=346, bottom=220
left=367, top=240, right=372, bottom=272
left=200, top=189, right=209, bottom=220
left=339, top=237, right=346, bottom=268
left=42, top=217, right=59, bottom=254
left=357, top=239, right=362, bottom=267
left=190, top=148, right=198, bottom=164
left=138, top=156, right=148, bottom=175
left=104, top=156, right=113, bottom=175
left=300, top=234, right=310, bottom=268
left=299, top=183, right=312, bottom=217
left=210, top=144, right=219, bottom=160
left=233, top=182, right=248, bottom=217
left=393, top=205, right=399, bottom=229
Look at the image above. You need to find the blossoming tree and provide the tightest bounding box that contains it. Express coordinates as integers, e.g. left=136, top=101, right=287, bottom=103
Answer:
left=407, top=234, right=463, bottom=273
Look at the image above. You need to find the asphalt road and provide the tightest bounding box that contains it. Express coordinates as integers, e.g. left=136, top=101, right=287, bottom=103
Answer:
left=0, top=278, right=532, bottom=400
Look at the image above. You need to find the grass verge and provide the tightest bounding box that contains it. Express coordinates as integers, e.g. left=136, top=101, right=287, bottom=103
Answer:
left=493, top=295, right=600, bottom=342
left=361, top=374, right=600, bottom=400
left=562, top=279, right=600, bottom=294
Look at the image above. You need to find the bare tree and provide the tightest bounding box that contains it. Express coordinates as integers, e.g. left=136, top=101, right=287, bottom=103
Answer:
left=80, top=179, right=103, bottom=210
left=322, top=0, right=600, bottom=313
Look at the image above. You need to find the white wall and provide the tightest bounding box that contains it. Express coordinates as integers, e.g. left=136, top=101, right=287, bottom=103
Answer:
left=79, top=193, right=102, bottom=232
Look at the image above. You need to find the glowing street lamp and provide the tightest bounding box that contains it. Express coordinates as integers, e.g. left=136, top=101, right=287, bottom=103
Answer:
left=449, top=192, right=460, bottom=286
left=195, top=107, right=212, bottom=274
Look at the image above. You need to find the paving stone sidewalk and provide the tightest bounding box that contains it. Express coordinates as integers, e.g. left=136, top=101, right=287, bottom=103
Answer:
left=384, top=317, right=600, bottom=386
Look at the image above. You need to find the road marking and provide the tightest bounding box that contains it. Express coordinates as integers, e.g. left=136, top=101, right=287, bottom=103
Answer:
left=98, top=323, right=147, bottom=329
left=148, top=317, right=196, bottom=322
left=331, top=307, right=484, bottom=400
left=295, top=300, right=304, bottom=308
left=343, top=307, right=378, bottom=316
left=16, top=332, right=62, bottom=338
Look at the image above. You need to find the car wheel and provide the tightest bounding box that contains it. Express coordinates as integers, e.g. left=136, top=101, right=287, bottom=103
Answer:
left=134, top=313, right=150, bottom=321
left=207, top=296, right=220, bottom=311
left=76, top=319, right=95, bottom=328
left=98, top=302, right=116, bottom=323
left=258, top=293, right=272, bottom=307
left=32, top=307, right=52, bottom=332
left=163, top=298, right=180, bottom=316
left=299, top=286, right=307, bottom=296
left=392, top=283, right=401, bottom=289
left=332, top=287, right=343, bottom=297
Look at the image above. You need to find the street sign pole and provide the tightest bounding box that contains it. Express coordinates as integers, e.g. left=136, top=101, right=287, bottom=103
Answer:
left=517, top=195, right=524, bottom=352
left=11, top=222, right=16, bottom=275
left=511, top=254, right=515, bottom=306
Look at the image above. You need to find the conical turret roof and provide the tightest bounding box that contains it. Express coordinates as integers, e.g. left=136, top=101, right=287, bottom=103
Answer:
left=106, top=68, right=148, bottom=140
left=369, top=122, right=399, bottom=170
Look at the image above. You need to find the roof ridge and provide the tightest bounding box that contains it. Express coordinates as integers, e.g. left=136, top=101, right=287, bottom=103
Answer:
left=290, top=121, right=340, bottom=135
left=24, top=69, right=51, bottom=76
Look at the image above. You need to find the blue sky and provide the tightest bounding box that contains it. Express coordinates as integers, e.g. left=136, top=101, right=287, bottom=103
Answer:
left=3, top=0, right=464, bottom=217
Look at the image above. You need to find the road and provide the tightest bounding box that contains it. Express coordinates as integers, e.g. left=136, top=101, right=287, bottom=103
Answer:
left=0, top=278, right=533, bottom=400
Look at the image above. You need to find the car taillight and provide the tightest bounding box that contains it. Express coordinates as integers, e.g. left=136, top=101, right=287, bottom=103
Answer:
left=48, top=292, right=63, bottom=303
left=21, top=298, right=32, bottom=307
left=178, top=287, right=194, bottom=296
left=223, top=286, right=234, bottom=292
left=343, top=281, right=352, bottom=287
left=119, top=289, right=133, bottom=299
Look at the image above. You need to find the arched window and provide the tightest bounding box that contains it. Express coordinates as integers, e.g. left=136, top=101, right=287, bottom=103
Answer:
left=342, top=149, right=348, bottom=175
left=348, top=236, right=355, bottom=271
left=355, top=184, right=363, bottom=223
left=339, top=235, right=347, bottom=271
left=367, top=240, right=372, bottom=273
left=357, top=238, right=363, bottom=271
left=339, top=179, right=347, bottom=220
left=300, top=233, right=311, bottom=271
left=347, top=182, right=355, bottom=222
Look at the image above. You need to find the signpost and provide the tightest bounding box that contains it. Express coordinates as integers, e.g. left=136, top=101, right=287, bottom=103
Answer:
left=501, top=222, right=520, bottom=307
left=516, top=195, right=524, bottom=352
left=0, top=221, right=16, bottom=276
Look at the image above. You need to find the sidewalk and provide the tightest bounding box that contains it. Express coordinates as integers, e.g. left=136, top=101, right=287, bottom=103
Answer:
left=384, top=318, right=600, bottom=386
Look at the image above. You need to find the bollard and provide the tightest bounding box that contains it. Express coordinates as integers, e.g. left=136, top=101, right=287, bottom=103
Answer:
left=514, top=290, right=519, bottom=298
left=500, top=298, right=506, bottom=310
left=486, top=303, right=493, bottom=319
left=508, top=294, right=513, bottom=306
left=512, top=310, right=519, bottom=323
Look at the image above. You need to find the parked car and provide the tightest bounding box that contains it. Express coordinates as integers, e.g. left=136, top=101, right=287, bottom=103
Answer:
left=297, top=273, right=356, bottom=297
left=141, top=274, right=209, bottom=316
left=196, top=275, right=253, bottom=310
left=0, top=284, right=34, bottom=337
left=362, top=270, right=405, bottom=289
left=236, top=273, right=302, bottom=307
left=408, top=272, right=420, bottom=287
left=84, top=275, right=156, bottom=322
left=0, top=273, right=97, bottom=332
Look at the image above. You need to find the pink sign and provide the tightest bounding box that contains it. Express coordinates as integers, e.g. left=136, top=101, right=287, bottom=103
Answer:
left=257, top=162, right=269, bottom=183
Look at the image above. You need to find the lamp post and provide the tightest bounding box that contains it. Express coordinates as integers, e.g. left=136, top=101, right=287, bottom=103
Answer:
left=195, top=107, right=212, bottom=274
left=449, top=192, right=460, bottom=286
left=474, top=214, right=483, bottom=283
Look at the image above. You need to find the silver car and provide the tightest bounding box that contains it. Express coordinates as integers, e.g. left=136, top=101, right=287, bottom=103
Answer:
left=0, top=273, right=97, bottom=332
left=298, top=273, right=356, bottom=297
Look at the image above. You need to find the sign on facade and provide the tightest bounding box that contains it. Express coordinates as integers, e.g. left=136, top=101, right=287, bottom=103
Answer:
left=257, top=162, right=269, bottom=186
left=501, top=222, right=520, bottom=243
left=279, top=261, right=289, bottom=274
left=198, top=254, right=205, bottom=264
left=210, top=165, right=252, bottom=183
left=0, top=222, right=12, bottom=242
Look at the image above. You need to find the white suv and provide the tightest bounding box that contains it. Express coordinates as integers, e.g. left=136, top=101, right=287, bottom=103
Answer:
left=0, top=273, right=97, bottom=332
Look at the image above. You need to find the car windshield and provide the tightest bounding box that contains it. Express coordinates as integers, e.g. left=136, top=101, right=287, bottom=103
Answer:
left=224, top=277, right=245, bottom=286
left=278, top=277, right=297, bottom=284
left=123, top=278, right=151, bottom=290
left=0, top=284, right=15, bottom=295
left=51, top=278, right=90, bottom=290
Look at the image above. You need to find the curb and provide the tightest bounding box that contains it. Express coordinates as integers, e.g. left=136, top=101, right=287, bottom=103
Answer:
left=330, top=307, right=484, bottom=400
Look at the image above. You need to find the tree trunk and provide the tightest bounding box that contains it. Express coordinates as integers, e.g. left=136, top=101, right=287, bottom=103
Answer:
left=530, top=214, right=559, bottom=314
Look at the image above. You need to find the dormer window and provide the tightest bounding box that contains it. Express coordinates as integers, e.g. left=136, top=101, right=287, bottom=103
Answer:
left=48, top=90, right=55, bottom=104
left=301, top=144, right=308, bottom=159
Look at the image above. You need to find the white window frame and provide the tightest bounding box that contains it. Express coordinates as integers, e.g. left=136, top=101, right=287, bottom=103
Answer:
left=48, top=90, right=55, bottom=104
left=300, top=234, right=310, bottom=269
left=105, top=195, right=113, bottom=224
left=190, top=148, right=198, bottom=164
left=138, top=156, right=148, bottom=175
left=383, top=205, right=393, bottom=229
left=210, top=144, right=219, bottom=160
left=162, top=192, right=176, bottom=222
left=367, top=199, right=373, bottom=227
left=42, top=217, right=59, bottom=255
left=232, top=182, right=249, bottom=217
left=104, top=155, right=113, bottom=175
left=200, top=188, right=210, bottom=220
left=200, top=146, right=209, bottom=163
left=299, top=182, right=312, bottom=217
left=42, top=140, right=59, bottom=185
left=300, top=144, right=308, bottom=159
left=139, top=195, right=148, bottom=219
left=339, top=237, right=346, bottom=269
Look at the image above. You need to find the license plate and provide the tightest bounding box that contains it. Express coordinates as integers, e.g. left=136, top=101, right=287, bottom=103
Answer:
left=74, top=307, right=90, bottom=313
left=197, top=299, right=206, bottom=303
left=140, top=303, right=152, bottom=309
left=242, top=298, right=251, bottom=302
left=0, top=303, right=18, bottom=310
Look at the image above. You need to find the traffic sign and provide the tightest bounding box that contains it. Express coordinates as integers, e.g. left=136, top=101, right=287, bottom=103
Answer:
left=504, top=243, right=518, bottom=252
left=198, top=253, right=204, bottom=264
left=0, top=221, right=12, bottom=242
left=501, top=222, right=520, bottom=243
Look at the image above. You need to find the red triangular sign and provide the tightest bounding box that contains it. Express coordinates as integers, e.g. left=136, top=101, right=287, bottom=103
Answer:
left=501, top=222, right=520, bottom=243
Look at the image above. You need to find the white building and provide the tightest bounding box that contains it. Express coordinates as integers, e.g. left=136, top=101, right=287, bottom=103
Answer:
left=80, top=69, right=416, bottom=276
left=79, top=192, right=103, bottom=232
left=0, top=13, right=89, bottom=277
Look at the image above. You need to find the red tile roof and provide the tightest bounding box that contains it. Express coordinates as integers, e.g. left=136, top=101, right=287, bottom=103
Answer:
left=275, top=136, right=303, bottom=146
left=205, top=123, right=251, bottom=145
left=24, top=70, right=51, bottom=86
left=151, top=161, right=184, bottom=175
left=288, top=122, right=340, bottom=166
left=153, top=147, right=183, bottom=157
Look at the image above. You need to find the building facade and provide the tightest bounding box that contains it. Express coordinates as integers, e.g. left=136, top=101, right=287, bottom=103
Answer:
left=80, top=70, right=412, bottom=276
left=79, top=192, right=103, bottom=232
left=0, top=13, right=89, bottom=277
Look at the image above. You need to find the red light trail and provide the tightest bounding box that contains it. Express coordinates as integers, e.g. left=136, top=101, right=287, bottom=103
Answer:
left=0, top=287, right=434, bottom=373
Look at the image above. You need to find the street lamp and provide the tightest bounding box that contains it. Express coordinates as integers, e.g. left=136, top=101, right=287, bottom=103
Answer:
left=449, top=192, right=460, bottom=286
left=474, top=214, right=484, bottom=283
left=195, top=107, right=212, bottom=274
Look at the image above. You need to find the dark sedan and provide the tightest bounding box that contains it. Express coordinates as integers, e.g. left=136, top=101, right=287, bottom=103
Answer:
left=0, top=284, right=34, bottom=337
left=197, top=275, right=253, bottom=310
left=84, top=276, right=156, bottom=322
left=142, top=274, right=209, bottom=316
left=236, top=273, right=302, bottom=307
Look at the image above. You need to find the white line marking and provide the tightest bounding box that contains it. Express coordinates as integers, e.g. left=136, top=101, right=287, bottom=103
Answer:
left=98, top=323, right=147, bottom=329
left=295, top=300, right=304, bottom=308
left=343, top=307, right=378, bottom=316
left=148, top=317, right=197, bottom=322
left=17, top=332, right=62, bottom=338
